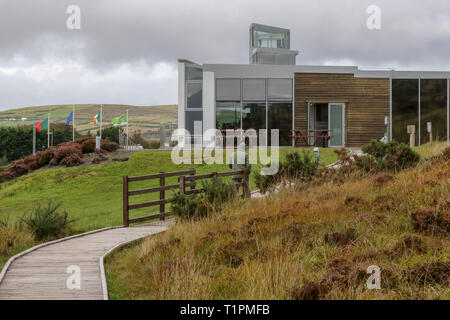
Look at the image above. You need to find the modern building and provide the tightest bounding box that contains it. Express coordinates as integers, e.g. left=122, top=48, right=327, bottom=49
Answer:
left=178, top=23, right=450, bottom=147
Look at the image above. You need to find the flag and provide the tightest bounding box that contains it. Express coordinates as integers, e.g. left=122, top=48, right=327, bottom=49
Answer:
left=93, top=112, right=101, bottom=125
left=36, top=118, right=49, bottom=133
left=111, top=113, right=127, bottom=126
left=65, top=111, right=73, bottom=125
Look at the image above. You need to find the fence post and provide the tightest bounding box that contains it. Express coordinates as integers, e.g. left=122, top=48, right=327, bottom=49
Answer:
left=190, top=168, right=196, bottom=192
left=123, top=175, right=129, bottom=227
left=160, top=172, right=165, bottom=221
left=179, top=175, right=186, bottom=195
left=242, top=169, right=250, bottom=198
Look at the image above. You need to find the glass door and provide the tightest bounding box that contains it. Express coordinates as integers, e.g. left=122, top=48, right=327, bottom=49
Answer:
left=328, top=103, right=345, bottom=147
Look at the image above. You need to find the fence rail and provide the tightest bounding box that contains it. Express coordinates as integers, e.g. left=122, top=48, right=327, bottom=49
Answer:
left=122, top=168, right=250, bottom=227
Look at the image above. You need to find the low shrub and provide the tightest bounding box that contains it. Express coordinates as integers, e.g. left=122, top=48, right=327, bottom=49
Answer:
left=52, top=145, right=82, bottom=165
left=443, top=146, right=450, bottom=160
left=81, top=138, right=96, bottom=153
left=170, top=193, right=209, bottom=220
left=170, top=177, right=236, bottom=220
left=101, top=139, right=119, bottom=152
left=21, top=201, right=74, bottom=240
left=255, top=150, right=318, bottom=193
left=61, top=153, right=85, bottom=167
left=37, top=149, right=53, bottom=166
left=362, top=140, right=420, bottom=171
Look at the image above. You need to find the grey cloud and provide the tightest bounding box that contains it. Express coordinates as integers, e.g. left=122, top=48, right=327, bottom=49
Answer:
left=0, top=0, right=450, bottom=109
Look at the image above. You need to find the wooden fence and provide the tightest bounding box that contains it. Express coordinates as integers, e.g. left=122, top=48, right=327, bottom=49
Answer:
left=122, top=168, right=250, bottom=227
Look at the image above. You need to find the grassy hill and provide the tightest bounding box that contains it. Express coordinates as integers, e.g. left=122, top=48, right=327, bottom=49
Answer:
left=104, top=143, right=450, bottom=300
left=0, top=104, right=177, bottom=140
left=0, top=147, right=338, bottom=269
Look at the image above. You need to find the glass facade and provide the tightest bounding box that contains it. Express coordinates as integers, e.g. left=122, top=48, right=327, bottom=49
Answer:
left=243, top=79, right=265, bottom=101
left=242, top=102, right=266, bottom=132
left=216, top=102, right=241, bottom=130
left=392, top=79, right=449, bottom=145
left=420, top=79, right=448, bottom=143
left=392, top=79, right=419, bottom=144
left=186, top=82, right=202, bottom=108
left=268, top=102, right=292, bottom=146
left=216, top=79, right=241, bottom=101
left=268, top=79, right=293, bottom=100
left=185, top=111, right=203, bottom=136
left=215, top=78, right=293, bottom=146
left=251, top=25, right=289, bottom=49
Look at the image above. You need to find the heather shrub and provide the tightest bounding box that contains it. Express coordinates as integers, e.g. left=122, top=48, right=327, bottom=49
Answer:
left=170, top=177, right=236, bottom=221
left=101, top=139, right=119, bottom=152
left=255, top=150, right=318, bottom=193
left=37, top=149, right=53, bottom=166
left=443, top=146, right=450, bottom=160
left=23, top=154, right=40, bottom=170
left=81, top=138, right=96, bottom=153
left=21, top=201, right=74, bottom=240
left=60, top=154, right=85, bottom=167
left=52, top=145, right=82, bottom=165
left=362, top=140, right=420, bottom=171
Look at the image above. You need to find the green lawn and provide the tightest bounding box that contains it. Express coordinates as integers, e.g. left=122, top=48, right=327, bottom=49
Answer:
left=0, top=148, right=337, bottom=231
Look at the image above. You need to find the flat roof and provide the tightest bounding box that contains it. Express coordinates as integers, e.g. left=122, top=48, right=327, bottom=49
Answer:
left=198, top=63, right=450, bottom=79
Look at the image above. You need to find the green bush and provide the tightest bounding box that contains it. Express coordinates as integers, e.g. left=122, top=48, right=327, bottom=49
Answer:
left=170, top=193, right=209, bottom=220
left=100, top=126, right=121, bottom=144
left=170, top=177, right=236, bottom=220
left=21, top=201, right=74, bottom=240
left=254, top=150, right=319, bottom=193
left=362, top=140, right=420, bottom=171
left=0, top=124, right=79, bottom=162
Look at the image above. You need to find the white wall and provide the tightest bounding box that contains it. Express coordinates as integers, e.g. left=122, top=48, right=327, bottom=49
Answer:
left=202, top=71, right=215, bottom=144
left=177, top=62, right=185, bottom=130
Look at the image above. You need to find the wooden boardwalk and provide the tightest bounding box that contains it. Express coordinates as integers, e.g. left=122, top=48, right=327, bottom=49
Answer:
left=0, top=221, right=172, bottom=300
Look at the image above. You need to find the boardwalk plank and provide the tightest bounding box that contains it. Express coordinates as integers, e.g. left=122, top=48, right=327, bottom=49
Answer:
left=0, top=220, right=172, bottom=300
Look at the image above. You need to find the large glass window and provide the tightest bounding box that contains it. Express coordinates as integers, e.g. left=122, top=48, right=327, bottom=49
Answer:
left=252, top=26, right=289, bottom=49
left=216, top=79, right=241, bottom=101
left=242, top=102, right=266, bottom=132
left=268, top=102, right=292, bottom=146
left=186, top=66, right=203, bottom=81
left=420, top=79, right=447, bottom=143
left=243, top=79, right=265, bottom=101
left=185, top=111, right=203, bottom=136
left=186, top=82, right=202, bottom=108
left=392, top=79, right=419, bottom=144
left=268, top=79, right=292, bottom=100
left=216, top=102, right=241, bottom=130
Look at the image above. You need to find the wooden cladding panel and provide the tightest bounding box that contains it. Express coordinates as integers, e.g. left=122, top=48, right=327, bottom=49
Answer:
left=294, top=73, right=390, bottom=147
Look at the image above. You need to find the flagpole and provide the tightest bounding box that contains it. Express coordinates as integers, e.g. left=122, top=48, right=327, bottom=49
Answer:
left=126, top=109, right=129, bottom=149
left=72, top=104, right=75, bottom=141
left=47, top=112, right=50, bottom=148
left=32, top=113, right=36, bottom=155
left=100, top=105, right=103, bottom=139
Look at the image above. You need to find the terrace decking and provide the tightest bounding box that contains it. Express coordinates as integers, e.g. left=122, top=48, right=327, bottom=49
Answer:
left=0, top=220, right=172, bottom=300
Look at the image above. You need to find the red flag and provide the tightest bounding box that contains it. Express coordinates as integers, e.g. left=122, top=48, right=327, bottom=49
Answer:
left=36, top=121, right=43, bottom=133
left=35, top=118, right=48, bottom=133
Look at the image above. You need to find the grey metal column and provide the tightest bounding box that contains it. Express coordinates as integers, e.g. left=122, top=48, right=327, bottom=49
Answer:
left=418, top=78, right=421, bottom=146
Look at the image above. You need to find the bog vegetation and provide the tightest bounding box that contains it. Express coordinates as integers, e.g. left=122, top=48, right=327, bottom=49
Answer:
left=105, top=142, right=449, bottom=300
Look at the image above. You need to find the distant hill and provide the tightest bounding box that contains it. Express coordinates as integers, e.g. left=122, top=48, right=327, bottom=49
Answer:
left=0, top=104, right=178, bottom=140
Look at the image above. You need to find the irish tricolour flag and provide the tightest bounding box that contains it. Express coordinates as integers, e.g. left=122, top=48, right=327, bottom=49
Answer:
left=35, top=118, right=49, bottom=132
left=93, top=112, right=101, bottom=125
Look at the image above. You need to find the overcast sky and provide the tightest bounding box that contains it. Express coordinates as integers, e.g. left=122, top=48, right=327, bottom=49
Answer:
left=1, top=0, right=450, bottom=110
